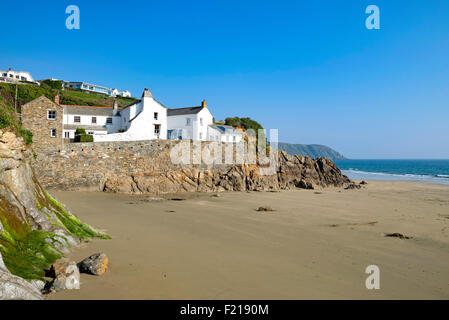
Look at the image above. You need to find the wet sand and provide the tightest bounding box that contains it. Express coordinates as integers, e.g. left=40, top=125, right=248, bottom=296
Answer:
left=48, top=181, right=449, bottom=299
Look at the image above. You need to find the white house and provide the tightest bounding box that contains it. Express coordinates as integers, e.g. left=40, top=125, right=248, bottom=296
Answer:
left=207, top=124, right=243, bottom=143
left=0, top=68, right=38, bottom=84
left=64, top=82, right=131, bottom=97
left=61, top=102, right=121, bottom=139
left=57, top=88, right=241, bottom=143
left=93, top=89, right=167, bottom=142
left=167, top=101, right=214, bottom=141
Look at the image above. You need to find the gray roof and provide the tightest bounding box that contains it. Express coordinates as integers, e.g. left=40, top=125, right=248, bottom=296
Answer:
left=167, top=106, right=203, bottom=116
left=63, top=124, right=107, bottom=131
left=208, top=125, right=241, bottom=135
left=62, top=105, right=116, bottom=116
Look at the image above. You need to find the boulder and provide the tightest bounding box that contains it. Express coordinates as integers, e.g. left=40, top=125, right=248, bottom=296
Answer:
left=78, top=253, right=109, bottom=276
left=48, top=258, right=80, bottom=291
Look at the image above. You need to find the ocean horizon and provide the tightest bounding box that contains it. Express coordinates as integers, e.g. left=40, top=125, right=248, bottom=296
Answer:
left=335, top=159, right=449, bottom=185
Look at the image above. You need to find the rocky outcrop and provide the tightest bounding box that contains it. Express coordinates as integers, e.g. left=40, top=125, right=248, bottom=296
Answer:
left=102, top=151, right=350, bottom=194
left=0, top=130, right=108, bottom=299
left=0, top=252, right=43, bottom=300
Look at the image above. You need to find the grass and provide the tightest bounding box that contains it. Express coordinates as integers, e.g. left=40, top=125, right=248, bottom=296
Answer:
left=0, top=94, right=33, bottom=144
left=0, top=82, right=138, bottom=110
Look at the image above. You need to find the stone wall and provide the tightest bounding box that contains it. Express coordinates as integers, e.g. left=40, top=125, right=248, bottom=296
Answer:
left=34, top=140, right=233, bottom=190
left=33, top=139, right=351, bottom=193
left=22, top=96, right=63, bottom=153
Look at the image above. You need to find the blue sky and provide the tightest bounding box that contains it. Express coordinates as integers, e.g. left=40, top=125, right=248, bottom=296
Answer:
left=1, top=0, right=448, bottom=158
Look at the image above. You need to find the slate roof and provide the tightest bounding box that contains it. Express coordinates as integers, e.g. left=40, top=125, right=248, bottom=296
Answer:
left=167, top=106, right=204, bottom=116
left=63, top=124, right=107, bottom=131
left=62, top=105, right=116, bottom=116
left=208, top=124, right=241, bottom=135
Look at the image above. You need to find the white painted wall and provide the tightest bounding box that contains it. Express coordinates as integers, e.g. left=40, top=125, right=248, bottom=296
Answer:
left=207, top=126, right=243, bottom=143
left=94, top=95, right=167, bottom=142
left=167, top=107, right=213, bottom=141
left=0, top=70, right=35, bottom=82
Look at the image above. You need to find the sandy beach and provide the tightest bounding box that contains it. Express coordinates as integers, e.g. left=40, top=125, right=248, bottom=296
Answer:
left=47, top=181, right=449, bottom=299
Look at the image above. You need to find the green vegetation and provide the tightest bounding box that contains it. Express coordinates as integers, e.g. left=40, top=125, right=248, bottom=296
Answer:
left=43, top=191, right=110, bottom=241
left=277, top=143, right=347, bottom=160
left=0, top=94, right=33, bottom=144
left=40, top=79, right=63, bottom=90
left=0, top=82, right=138, bottom=111
left=74, top=128, right=93, bottom=142
left=0, top=189, right=109, bottom=280
left=225, top=117, right=264, bottom=133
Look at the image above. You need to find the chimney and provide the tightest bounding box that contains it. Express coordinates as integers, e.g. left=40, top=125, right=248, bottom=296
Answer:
left=142, top=88, right=152, bottom=98
left=54, top=93, right=60, bottom=105
left=113, top=99, right=118, bottom=115
left=8, top=67, right=11, bottom=71
left=201, top=100, right=207, bottom=108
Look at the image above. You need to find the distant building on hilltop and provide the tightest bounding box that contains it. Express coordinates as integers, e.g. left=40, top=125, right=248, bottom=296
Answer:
left=63, top=81, right=131, bottom=97
left=20, top=88, right=242, bottom=146
left=0, top=68, right=39, bottom=84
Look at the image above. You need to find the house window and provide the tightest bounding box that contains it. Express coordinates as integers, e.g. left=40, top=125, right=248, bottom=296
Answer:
left=154, top=112, right=158, bottom=120
left=200, top=118, right=203, bottom=126
left=199, top=132, right=203, bottom=139
left=74, top=116, right=81, bottom=123
left=154, top=124, right=161, bottom=134
left=91, top=117, right=97, bottom=124
left=64, top=132, right=70, bottom=139
left=47, top=110, right=57, bottom=120
left=50, top=129, right=56, bottom=138
left=15, top=75, right=19, bottom=79
left=186, top=118, right=191, bottom=125
left=233, top=136, right=236, bottom=142
left=106, top=118, right=113, bottom=124
left=2, top=73, right=6, bottom=77
left=88, top=131, right=94, bottom=135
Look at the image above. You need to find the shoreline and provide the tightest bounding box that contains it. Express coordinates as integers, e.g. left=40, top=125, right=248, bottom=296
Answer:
left=48, top=180, right=449, bottom=299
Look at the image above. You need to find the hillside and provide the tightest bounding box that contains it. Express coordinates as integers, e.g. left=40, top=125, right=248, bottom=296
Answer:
left=278, top=142, right=347, bottom=160
left=0, top=82, right=138, bottom=113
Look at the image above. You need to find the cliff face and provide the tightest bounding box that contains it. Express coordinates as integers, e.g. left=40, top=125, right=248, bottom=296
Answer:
left=102, top=151, right=351, bottom=194
left=0, top=130, right=107, bottom=299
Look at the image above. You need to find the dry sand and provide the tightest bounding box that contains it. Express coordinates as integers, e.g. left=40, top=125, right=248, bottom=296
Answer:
left=48, top=181, right=449, bottom=299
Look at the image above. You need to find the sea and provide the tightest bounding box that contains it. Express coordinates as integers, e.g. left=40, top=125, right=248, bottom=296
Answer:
left=334, top=159, right=449, bottom=185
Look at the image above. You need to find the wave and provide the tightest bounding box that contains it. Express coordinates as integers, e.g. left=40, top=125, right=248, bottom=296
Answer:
left=341, top=169, right=449, bottom=185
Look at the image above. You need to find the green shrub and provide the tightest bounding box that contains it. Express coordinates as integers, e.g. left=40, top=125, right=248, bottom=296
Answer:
left=74, top=134, right=93, bottom=143
left=40, top=79, right=63, bottom=90
left=75, top=128, right=86, bottom=135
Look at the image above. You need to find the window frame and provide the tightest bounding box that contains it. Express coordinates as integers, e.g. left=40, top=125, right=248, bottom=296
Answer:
left=106, top=117, right=113, bottom=124
left=50, top=129, right=57, bottom=138
left=74, top=116, right=81, bottom=123
left=154, top=124, right=161, bottom=134
left=91, top=117, right=97, bottom=124
left=154, top=112, right=158, bottom=120
left=47, top=110, right=57, bottom=120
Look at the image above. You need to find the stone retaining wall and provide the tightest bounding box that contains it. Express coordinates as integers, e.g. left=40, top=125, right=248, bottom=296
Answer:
left=33, top=140, right=240, bottom=190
